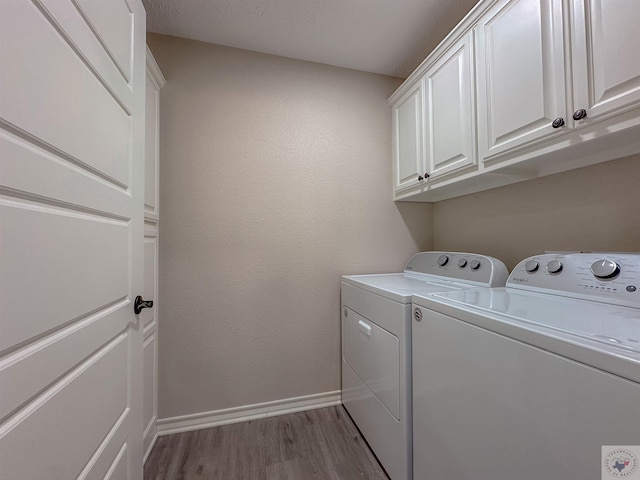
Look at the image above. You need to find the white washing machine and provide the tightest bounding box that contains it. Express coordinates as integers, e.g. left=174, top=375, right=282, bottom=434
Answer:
left=412, top=253, right=640, bottom=480
left=341, top=252, right=508, bottom=480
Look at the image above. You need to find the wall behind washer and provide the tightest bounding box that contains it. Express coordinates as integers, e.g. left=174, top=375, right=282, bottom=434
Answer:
left=147, top=34, right=432, bottom=419
left=433, top=155, right=640, bottom=269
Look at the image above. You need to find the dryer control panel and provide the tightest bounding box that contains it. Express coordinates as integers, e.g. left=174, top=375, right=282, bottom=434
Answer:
left=508, top=253, right=640, bottom=307
left=404, top=251, right=509, bottom=287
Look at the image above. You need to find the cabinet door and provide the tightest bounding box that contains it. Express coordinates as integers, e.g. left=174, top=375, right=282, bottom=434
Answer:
left=392, top=80, right=425, bottom=192
left=571, top=0, right=640, bottom=123
left=425, top=33, right=476, bottom=178
left=475, top=0, right=566, bottom=162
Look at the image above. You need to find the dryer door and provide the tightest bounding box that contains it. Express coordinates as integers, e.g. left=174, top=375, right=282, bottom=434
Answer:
left=343, top=307, right=400, bottom=419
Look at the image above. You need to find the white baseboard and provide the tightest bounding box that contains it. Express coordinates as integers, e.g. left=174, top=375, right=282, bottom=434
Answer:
left=157, top=390, right=342, bottom=436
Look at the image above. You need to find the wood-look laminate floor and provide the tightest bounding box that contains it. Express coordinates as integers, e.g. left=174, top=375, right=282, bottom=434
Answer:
left=144, top=406, right=389, bottom=480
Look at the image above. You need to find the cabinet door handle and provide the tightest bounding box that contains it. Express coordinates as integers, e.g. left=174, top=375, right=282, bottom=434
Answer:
left=572, top=109, right=587, bottom=120
left=424, top=173, right=430, bottom=179
left=417, top=175, right=424, bottom=181
left=552, top=117, right=565, bottom=128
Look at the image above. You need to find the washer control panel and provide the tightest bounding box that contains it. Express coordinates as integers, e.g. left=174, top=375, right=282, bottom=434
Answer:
left=404, top=251, right=509, bottom=287
left=508, top=253, right=640, bottom=307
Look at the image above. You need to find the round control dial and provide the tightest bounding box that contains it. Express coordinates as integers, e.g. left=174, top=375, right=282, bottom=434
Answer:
left=590, top=259, right=620, bottom=279
left=458, top=259, right=467, bottom=268
left=524, top=260, right=539, bottom=273
left=438, top=255, right=449, bottom=266
left=546, top=260, right=563, bottom=274
left=469, top=260, right=481, bottom=270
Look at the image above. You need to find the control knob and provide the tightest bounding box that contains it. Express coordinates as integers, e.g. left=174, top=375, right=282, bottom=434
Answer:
left=546, top=260, right=563, bottom=274
left=438, top=255, right=449, bottom=266
left=458, top=259, right=467, bottom=268
left=590, top=259, right=620, bottom=279
left=469, top=260, right=481, bottom=270
left=524, top=260, right=539, bottom=273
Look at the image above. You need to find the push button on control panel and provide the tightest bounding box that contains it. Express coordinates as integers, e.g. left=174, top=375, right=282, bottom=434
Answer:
left=627, top=285, right=637, bottom=293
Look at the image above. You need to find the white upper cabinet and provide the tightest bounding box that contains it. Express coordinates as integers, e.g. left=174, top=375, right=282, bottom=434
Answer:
left=475, top=0, right=566, bottom=162
left=392, top=80, right=425, bottom=192
left=425, top=32, right=476, bottom=178
left=570, top=0, right=640, bottom=123
left=389, top=0, right=640, bottom=201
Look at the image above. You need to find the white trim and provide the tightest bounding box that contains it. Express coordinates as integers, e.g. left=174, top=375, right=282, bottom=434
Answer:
left=387, top=0, right=500, bottom=105
left=146, top=46, right=166, bottom=89
left=157, top=390, right=342, bottom=436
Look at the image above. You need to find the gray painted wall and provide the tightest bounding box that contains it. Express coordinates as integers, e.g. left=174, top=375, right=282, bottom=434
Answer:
left=147, top=34, right=433, bottom=419
left=433, top=155, right=640, bottom=269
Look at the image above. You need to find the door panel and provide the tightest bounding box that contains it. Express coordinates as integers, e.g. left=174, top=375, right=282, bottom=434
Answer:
left=0, top=131, right=130, bottom=218
left=142, top=236, right=157, bottom=328
left=571, top=0, right=640, bottom=121
left=28, top=0, right=133, bottom=108
left=425, top=33, right=476, bottom=177
left=144, top=74, right=159, bottom=219
left=0, top=337, right=129, bottom=479
left=393, top=80, right=424, bottom=191
left=104, top=447, right=129, bottom=480
left=0, top=0, right=132, bottom=187
left=82, top=416, right=130, bottom=480
left=143, top=332, right=157, bottom=440
left=476, top=0, right=566, bottom=161
left=73, top=0, right=134, bottom=82
left=0, top=202, right=129, bottom=351
left=0, top=306, right=129, bottom=421
left=0, top=0, right=146, bottom=478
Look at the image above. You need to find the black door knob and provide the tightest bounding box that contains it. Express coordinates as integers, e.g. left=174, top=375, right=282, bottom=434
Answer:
left=572, top=109, right=587, bottom=120
left=417, top=175, right=424, bottom=181
left=134, top=295, right=154, bottom=314
left=552, top=117, right=565, bottom=128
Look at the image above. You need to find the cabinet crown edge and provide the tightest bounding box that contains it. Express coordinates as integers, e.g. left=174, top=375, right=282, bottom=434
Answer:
left=388, top=0, right=499, bottom=105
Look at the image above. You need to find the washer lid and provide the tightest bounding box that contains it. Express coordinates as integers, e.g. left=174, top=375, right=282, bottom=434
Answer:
left=424, top=288, right=640, bottom=353
left=342, top=273, right=468, bottom=304
left=413, top=288, right=640, bottom=383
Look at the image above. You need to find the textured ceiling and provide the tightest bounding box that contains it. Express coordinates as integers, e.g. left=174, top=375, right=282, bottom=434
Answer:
left=143, top=0, right=481, bottom=78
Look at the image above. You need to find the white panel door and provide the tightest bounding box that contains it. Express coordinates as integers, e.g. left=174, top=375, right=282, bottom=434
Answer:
left=475, top=0, right=567, bottom=161
left=571, top=0, right=640, bottom=123
left=0, top=1, right=146, bottom=479
left=392, top=80, right=425, bottom=192
left=424, top=32, right=476, bottom=178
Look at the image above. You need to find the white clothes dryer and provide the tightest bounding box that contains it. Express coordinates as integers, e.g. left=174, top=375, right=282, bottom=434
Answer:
left=412, top=253, right=640, bottom=480
left=341, top=252, right=508, bottom=480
